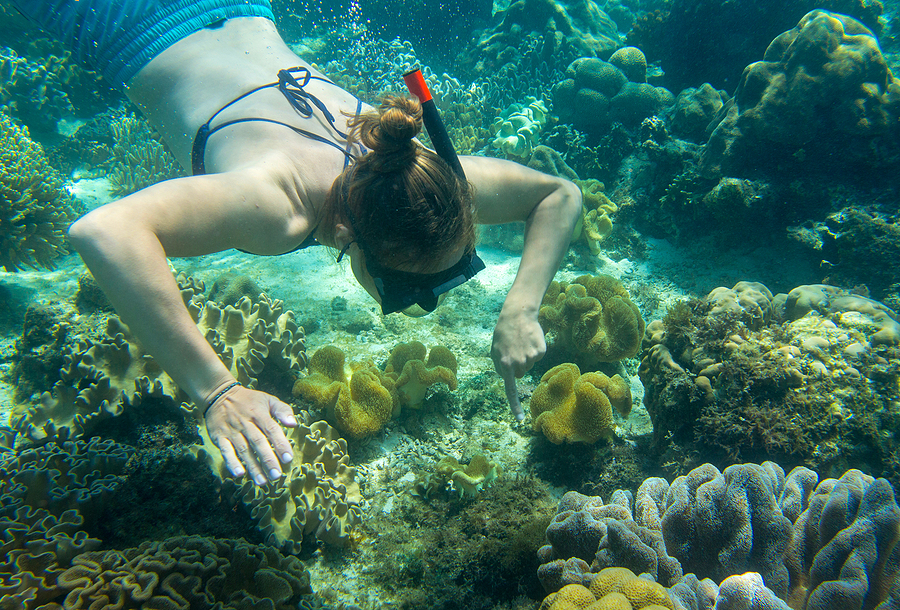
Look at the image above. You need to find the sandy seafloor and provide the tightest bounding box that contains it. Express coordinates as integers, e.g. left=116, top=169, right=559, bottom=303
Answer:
left=0, top=177, right=820, bottom=607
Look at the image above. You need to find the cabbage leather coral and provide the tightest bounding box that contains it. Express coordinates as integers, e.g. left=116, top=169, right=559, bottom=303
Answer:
left=294, top=341, right=458, bottom=438
left=0, top=110, right=76, bottom=271
left=57, top=535, right=313, bottom=609
left=196, top=412, right=361, bottom=551
left=11, top=275, right=307, bottom=442
left=539, top=274, right=646, bottom=366
left=573, top=179, right=618, bottom=254
left=435, top=454, right=500, bottom=497
left=530, top=363, right=631, bottom=444
left=537, top=461, right=900, bottom=610
left=0, top=506, right=100, bottom=609
left=294, top=345, right=395, bottom=439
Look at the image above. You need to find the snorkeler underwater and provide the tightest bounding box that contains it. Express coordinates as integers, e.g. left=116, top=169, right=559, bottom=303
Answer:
left=2, top=0, right=900, bottom=608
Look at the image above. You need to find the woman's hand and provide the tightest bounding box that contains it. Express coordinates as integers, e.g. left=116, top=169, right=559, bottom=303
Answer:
left=491, top=306, right=546, bottom=421
left=204, top=384, right=298, bottom=485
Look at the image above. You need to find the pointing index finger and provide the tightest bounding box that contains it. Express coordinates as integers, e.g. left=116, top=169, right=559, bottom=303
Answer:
left=502, top=372, right=525, bottom=422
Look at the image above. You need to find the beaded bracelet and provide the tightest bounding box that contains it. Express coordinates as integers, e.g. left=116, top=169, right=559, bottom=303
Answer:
left=203, top=381, right=241, bottom=417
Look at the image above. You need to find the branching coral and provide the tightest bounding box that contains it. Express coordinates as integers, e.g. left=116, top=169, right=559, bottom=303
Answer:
left=530, top=363, right=631, bottom=444
left=539, top=274, right=645, bottom=366
left=0, top=110, right=77, bottom=271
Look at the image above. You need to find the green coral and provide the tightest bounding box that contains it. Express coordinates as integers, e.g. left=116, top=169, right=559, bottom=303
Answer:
left=539, top=274, right=646, bottom=365
left=572, top=179, right=618, bottom=254
left=0, top=110, right=77, bottom=271
left=108, top=114, right=184, bottom=197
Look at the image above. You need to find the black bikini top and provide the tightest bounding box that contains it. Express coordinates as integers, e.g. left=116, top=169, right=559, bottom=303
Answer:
left=191, top=67, right=366, bottom=254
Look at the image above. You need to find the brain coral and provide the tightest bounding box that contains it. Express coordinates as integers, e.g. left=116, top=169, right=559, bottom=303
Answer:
left=552, top=56, right=673, bottom=133
left=639, top=281, right=900, bottom=479
left=530, top=363, right=631, bottom=444
left=539, top=274, right=646, bottom=366
left=57, top=535, right=313, bottom=609
left=701, top=10, right=900, bottom=178
left=0, top=110, right=77, bottom=271
left=538, top=461, right=900, bottom=610
left=197, top=411, right=361, bottom=551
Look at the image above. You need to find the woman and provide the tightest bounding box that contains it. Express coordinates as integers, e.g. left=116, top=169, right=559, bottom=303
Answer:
left=12, top=0, right=582, bottom=486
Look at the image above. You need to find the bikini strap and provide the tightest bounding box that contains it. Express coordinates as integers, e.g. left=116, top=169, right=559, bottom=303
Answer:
left=191, top=67, right=365, bottom=175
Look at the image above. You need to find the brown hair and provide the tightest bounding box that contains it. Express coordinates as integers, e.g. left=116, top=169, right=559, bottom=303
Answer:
left=323, top=95, right=475, bottom=269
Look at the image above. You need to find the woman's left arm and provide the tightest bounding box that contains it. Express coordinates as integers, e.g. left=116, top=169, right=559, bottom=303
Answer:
left=461, top=156, right=583, bottom=420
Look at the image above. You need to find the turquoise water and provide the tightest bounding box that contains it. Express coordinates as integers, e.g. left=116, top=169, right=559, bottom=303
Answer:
left=2, top=1, right=900, bottom=608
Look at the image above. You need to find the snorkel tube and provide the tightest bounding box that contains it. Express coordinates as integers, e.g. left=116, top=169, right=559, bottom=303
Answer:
left=403, top=68, right=466, bottom=180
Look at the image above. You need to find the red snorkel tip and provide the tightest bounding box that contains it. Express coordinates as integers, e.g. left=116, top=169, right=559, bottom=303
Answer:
left=403, top=69, right=433, bottom=103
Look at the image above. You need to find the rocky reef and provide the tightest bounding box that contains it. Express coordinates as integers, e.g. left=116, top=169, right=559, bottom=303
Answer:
left=639, top=281, right=900, bottom=486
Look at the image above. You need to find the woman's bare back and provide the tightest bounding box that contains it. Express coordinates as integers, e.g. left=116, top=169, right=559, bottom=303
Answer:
left=125, top=17, right=371, bottom=201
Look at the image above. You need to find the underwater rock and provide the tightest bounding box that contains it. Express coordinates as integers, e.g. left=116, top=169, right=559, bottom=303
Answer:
left=667, top=83, right=728, bottom=143
left=701, top=10, right=900, bottom=179
left=639, top=281, right=900, bottom=477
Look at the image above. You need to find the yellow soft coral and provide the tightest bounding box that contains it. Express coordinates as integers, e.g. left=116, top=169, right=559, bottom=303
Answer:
left=573, top=179, right=618, bottom=254
left=293, top=346, right=394, bottom=439
left=385, top=341, right=458, bottom=410
left=539, top=275, right=645, bottom=364
left=0, top=111, right=75, bottom=271
left=436, top=454, right=500, bottom=497
left=530, top=363, right=631, bottom=444
left=294, top=342, right=457, bottom=438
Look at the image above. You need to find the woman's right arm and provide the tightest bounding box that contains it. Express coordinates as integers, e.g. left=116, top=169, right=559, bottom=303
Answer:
left=67, top=156, right=312, bottom=484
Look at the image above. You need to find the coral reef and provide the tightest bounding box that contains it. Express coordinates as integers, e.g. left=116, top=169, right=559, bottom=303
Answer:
left=434, top=454, right=500, bottom=497
left=539, top=274, right=646, bottom=367
left=701, top=10, right=900, bottom=179
left=294, top=341, right=458, bottom=438
left=537, top=461, right=900, bottom=610
left=539, top=567, right=675, bottom=610
left=552, top=54, right=674, bottom=134
left=459, top=0, right=621, bottom=79
left=57, top=535, right=313, bottom=609
left=573, top=178, right=618, bottom=254
left=666, top=83, right=727, bottom=143
left=639, top=281, right=900, bottom=480
left=196, top=412, right=362, bottom=552
left=0, top=506, right=100, bottom=609
left=491, top=97, right=548, bottom=158
left=108, top=114, right=185, bottom=196
left=530, top=363, right=631, bottom=444
left=11, top=274, right=307, bottom=443
left=627, top=0, right=884, bottom=93
left=0, top=110, right=77, bottom=271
